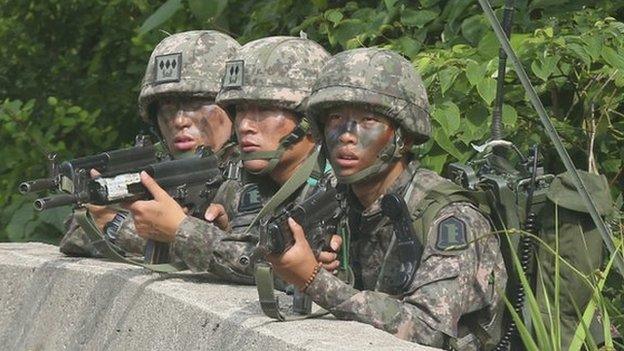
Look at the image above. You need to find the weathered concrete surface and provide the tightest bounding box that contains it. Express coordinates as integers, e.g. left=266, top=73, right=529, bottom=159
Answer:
left=0, top=243, right=438, bottom=351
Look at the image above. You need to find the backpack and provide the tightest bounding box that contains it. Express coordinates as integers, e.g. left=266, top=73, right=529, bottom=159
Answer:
left=447, top=151, right=614, bottom=350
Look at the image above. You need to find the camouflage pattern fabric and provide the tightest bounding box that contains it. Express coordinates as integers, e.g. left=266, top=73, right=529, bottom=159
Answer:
left=171, top=168, right=332, bottom=284
left=216, top=36, right=330, bottom=113
left=307, top=48, right=431, bottom=144
left=171, top=171, right=280, bottom=283
left=304, top=163, right=507, bottom=349
left=138, top=30, right=240, bottom=121
left=59, top=212, right=145, bottom=258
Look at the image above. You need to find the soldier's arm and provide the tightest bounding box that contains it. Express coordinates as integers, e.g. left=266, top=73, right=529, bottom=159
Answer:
left=171, top=216, right=257, bottom=283
left=304, top=203, right=507, bottom=347
left=59, top=215, right=103, bottom=257
left=112, top=214, right=146, bottom=256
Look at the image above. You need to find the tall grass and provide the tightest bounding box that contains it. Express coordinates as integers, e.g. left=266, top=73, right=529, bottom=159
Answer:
left=503, top=206, right=623, bottom=351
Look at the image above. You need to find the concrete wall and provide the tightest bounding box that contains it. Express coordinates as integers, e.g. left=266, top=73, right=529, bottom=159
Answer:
left=0, top=243, right=439, bottom=351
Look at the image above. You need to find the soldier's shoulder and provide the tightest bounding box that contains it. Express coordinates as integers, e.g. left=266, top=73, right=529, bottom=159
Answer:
left=428, top=202, right=491, bottom=252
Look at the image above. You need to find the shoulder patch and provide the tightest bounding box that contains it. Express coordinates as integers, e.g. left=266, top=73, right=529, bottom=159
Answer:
left=238, top=183, right=263, bottom=213
left=222, top=60, right=244, bottom=89
left=154, top=53, right=182, bottom=84
left=436, top=216, right=468, bottom=251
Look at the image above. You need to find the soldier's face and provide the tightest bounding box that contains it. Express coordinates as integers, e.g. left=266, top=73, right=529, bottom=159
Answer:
left=157, top=97, right=232, bottom=155
left=234, top=103, right=298, bottom=173
left=322, top=106, right=394, bottom=178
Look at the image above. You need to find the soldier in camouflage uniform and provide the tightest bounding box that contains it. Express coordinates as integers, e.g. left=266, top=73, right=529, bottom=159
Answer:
left=123, top=36, right=335, bottom=282
left=268, top=48, right=507, bottom=349
left=59, top=30, right=240, bottom=257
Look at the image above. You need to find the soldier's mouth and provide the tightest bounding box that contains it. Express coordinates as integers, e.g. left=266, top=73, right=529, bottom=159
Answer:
left=335, top=150, right=359, bottom=168
left=174, top=135, right=196, bottom=151
left=240, top=140, right=261, bottom=153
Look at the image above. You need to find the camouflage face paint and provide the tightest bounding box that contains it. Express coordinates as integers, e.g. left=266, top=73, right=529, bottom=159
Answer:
left=323, top=106, right=394, bottom=176
left=157, top=98, right=223, bottom=155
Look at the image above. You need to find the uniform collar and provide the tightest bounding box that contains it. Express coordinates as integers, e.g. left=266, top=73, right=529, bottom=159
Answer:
left=348, top=160, right=420, bottom=217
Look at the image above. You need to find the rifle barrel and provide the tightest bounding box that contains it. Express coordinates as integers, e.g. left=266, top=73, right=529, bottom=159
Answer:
left=19, top=178, right=57, bottom=194
left=34, top=194, right=78, bottom=211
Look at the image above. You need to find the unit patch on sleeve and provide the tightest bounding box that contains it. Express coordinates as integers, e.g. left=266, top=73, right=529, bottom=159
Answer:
left=238, top=183, right=263, bottom=213
left=436, top=216, right=468, bottom=251
left=155, top=53, right=182, bottom=84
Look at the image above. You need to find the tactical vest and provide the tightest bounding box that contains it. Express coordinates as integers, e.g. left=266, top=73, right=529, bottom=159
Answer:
left=381, top=174, right=502, bottom=350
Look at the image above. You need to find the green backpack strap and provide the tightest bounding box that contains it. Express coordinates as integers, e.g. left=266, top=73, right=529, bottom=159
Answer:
left=74, top=208, right=188, bottom=273
left=253, top=147, right=331, bottom=321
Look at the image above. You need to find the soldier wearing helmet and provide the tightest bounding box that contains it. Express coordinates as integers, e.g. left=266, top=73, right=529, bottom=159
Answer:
left=60, top=30, right=240, bottom=257
left=268, top=48, right=507, bottom=349
left=124, top=36, right=338, bottom=284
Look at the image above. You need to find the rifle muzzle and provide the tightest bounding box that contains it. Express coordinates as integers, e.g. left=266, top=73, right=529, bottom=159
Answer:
left=19, top=178, right=57, bottom=194
left=34, top=194, right=77, bottom=211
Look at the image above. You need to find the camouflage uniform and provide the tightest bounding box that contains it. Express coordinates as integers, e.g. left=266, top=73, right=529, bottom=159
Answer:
left=305, top=48, right=507, bottom=349
left=166, top=36, right=331, bottom=282
left=59, top=30, right=240, bottom=258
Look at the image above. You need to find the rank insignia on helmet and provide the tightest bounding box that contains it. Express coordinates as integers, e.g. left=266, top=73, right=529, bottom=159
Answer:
left=238, top=183, right=262, bottom=213
left=222, top=60, right=244, bottom=89
left=436, top=216, right=467, bottom=250
left=154, top=53, right=182, bottom=84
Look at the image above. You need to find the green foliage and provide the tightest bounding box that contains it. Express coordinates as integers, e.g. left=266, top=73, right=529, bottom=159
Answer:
left=1, top=0, right=623, bottom=347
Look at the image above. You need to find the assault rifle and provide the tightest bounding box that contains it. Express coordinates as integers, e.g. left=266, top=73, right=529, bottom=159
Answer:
left=255, top=185, right=339, bottom=316
left=260, top=186, right=339, bottom=255
left=31, top=149, right=221, bottom=215
left=19, top=135, right=162, bottom=197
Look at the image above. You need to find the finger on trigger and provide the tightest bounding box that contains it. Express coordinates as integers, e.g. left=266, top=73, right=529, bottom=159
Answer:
left=330, top=235, right=342, bottom=251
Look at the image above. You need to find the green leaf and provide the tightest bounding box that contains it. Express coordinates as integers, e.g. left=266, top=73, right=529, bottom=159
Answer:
left=324, top=9, right=343, bottom=25
left=502, top=104, right=518, bottom=127
left=432, top=101, right=461, bottom=135
left=433, top=124, right=464, bottom=160
left=465, top=61, right=486, bottom=86
left=531, top=55, right=560, bottom=82
left=395, top=37, right=422, bottom=60
left=476, top=32, right=499, bottom=59
left=383, top=0, right=398, bottom=10
left=438, top=66, right=461, bottom=95
left=188, top=0, right=228, bottom=20
left=47, top=96, right=58, bottom=106
left=581, top=35, right=601, bottom=61
left=401, top=9, right=438, bottom=28
left=476, top=77, right=496, bottom=105
left=601, top=46, right=624, bottom=71
left=332, top=19, right=366, bottom=48
left=566, top=43, right=592, bottom=67
left=460, top=14, right=488, bottom=45
left=138, top=0, right=183, bottom=35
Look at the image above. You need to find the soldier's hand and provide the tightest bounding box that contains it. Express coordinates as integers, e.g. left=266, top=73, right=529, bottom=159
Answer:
left=318, top=234, right=342, bottom=272
left=85, top=168, right=116, bottom=230
left=123, top=171, right=186, bottom=242
left=267, top=217, right=319, bottom=289
left=204, top=203, right=230, bottom=231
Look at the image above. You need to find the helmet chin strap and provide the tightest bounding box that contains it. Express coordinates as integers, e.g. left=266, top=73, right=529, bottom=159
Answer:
left=241, top=117, right=311, bottom=175
left=336, top=129, right=405, bottom=184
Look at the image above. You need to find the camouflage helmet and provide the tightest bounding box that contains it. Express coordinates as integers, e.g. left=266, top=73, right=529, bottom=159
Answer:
left=138, top=30, right=240, bottom=122
left=306, top=47, right=431, bottom=144
left=216, top=36, right=330, bottom=113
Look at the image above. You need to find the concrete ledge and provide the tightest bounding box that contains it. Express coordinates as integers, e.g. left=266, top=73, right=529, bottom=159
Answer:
left=0, top=243, right=438, bottom=351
